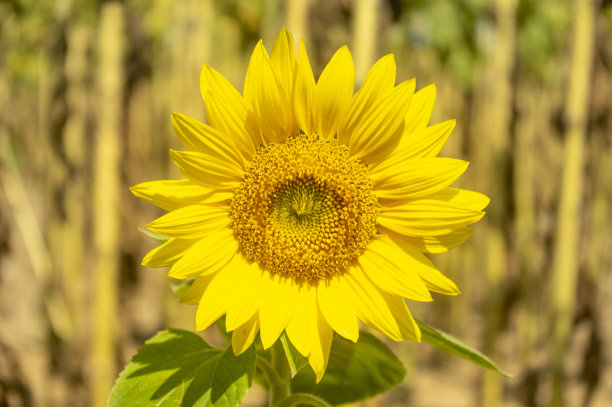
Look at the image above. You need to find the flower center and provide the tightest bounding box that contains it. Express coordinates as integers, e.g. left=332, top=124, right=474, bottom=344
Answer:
left=229, top=135, right=379, bottom=281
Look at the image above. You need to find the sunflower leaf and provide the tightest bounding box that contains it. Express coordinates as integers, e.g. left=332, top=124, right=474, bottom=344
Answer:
left=416, top=319, right=513, bottom=377
left=217, top=316, right=232, bottom=346
left=280, top=333, right=309, bottom=377
left=108, top=329, right=255, bottom=407
left=171, top=278, right=194, bottom=297
left=138, top=226, right=171, bottom=242
left=291, top=331, right=405, bottom=404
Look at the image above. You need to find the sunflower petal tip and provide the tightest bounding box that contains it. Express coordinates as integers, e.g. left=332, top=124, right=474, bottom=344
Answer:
left=231, top=342, right=239, bottom=356
left=260, top=336, right=275, bottom=350
left=255, top=39, right=266, bottom=52
left=196, top=316, right=217, bottom=332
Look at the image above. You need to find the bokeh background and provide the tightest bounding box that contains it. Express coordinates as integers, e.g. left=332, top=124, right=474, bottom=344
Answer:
left=1, top=0, right=611, bottom=406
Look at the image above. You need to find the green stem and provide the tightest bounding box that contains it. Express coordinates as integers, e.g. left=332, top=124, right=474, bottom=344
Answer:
left=256, top=355, right=280, bottom=386
left=276, top=393, right=333, bottom=407
left=268, top=340, right=291, bottom=407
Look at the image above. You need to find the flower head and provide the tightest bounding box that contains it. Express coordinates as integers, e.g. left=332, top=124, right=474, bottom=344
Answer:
left=132, top=28, right=489, bottom=381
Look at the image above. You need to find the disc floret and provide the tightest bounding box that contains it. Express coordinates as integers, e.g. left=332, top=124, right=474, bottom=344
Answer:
left=229, top=135, right=379, bottom=281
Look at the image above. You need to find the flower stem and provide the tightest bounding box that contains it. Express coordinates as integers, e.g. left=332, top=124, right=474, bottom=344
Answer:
left=275, top=393, right=333, bottom=407
left=268, top=340, right=291, bottom=407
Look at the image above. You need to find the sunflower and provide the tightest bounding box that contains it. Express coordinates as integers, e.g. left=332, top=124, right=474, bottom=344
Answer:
left=131, top=28, right=488, bottom=381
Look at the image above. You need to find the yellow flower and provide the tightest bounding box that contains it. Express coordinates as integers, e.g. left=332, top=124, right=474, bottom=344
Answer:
left=132, top=28, right=488, bottom=381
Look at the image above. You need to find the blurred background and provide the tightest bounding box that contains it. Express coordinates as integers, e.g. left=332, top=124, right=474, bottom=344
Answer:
left=0, top=0, right=611, bottom=406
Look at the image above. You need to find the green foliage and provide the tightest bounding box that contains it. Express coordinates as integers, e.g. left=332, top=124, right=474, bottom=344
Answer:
left=417, top=319, right=512, bottom=377
left=108, top=321, right=508, bottom=407
left=171, top=278, right=194, bottom=297
left=217, top=316, right=232, bottom=346
left=280, top=333, right=309, bottom=377
left=108, top=329, right=255, bottom=407
left=517, top=0, right=572, bottom=80
left=291, top=332, right=405, bottom=405
left=402, top=0, right=483, bottom=86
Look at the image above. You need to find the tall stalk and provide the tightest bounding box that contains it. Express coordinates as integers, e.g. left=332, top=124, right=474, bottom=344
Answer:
left=352, top=0, right=378, bottom=84
left=477, top=0, right=517, bottom=405
left=550, top=0, right=597, bottom=405
left=91, top=2, right=124, bottom=406
left=287, top=0, right=311, bottom=46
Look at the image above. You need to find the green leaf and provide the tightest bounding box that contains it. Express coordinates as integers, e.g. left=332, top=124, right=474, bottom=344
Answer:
left=171, top=278, right=194, bottom=297
left=108, top=329, right=255, bottom=407
left=138, top=226, right=171, bottom=242
left=416, top=319, right=513, bottom=377
left=280, top=333, right=309, bottom=377
left=291, top=332, right=404, bottom=405
left=252, top=348, right=271, bottom=391
left=216, top=316, right=232, bottom=346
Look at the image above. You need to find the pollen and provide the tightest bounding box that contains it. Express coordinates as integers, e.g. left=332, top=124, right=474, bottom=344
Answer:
left=229, top=135, right=379, bottom=281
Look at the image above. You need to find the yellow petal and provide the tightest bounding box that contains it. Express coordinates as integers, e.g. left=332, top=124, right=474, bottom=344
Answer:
left=393, top=119, right=455, bottom=159
left=259, top=274, right=296, bottom=349
left=243, top=39, right=269, bottom=104
left=359, top=236, right=432, bottom=301
left=377, top=232, right=460, bottom=295
left=232, top=312, right=260, bottom=355
left=408, top=250, right=460, bottom=296
left=225, top=260, right=262, bottom=331
left=270, top=27, right=297, bottom=105
left=170, top=149, right=242, bottom=190
left=343, top=266, right=403, bottom=341
left=403, top=84, right=436, bottom=136
left=338, top=54, right=396, bottom=144
left=200, top=63, right=245, bottom=117
left=308, top=311, right=333, bottom=383
left=385, top=226, right=474, bottom=254
left=317, top=277, right=359, bottom=342
left=180, top=274, right=216, bottom=305
left=167, top=227, right=237, bottom=279
left=200, top=64, right=259, bottom=156
left=130, top=179, right=229, bottom=211
left=204, top=90, right=258, bottom=157
left=196, top=265, right=236, bottom=330
left=315, top=46, right=354, bottom=140
left=293, top=39, right=316, bottom=136
left=142, top=237, right=198, bottom=267
left=243, top=41, right=295, bottom=143
left=373, top=158, right=469, bottom=201
left=347, top=79, right=415, bottom=164
left=146, top=204, right=229, bottom=238
left=380, top=292, right=421, bottom=342
left=285, top=285, right=316, bottom=358
left=171, top=112, right=246, bottom=166
left=285, top=284, right=333, bottom=382
left=378, top=188, right=489, bottom=237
